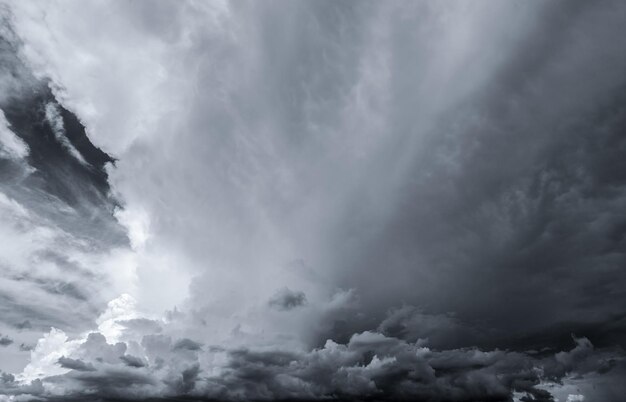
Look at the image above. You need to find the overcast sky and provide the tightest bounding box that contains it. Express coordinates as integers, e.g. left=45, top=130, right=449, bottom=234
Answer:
left=1, top=1, right=625, bottom=401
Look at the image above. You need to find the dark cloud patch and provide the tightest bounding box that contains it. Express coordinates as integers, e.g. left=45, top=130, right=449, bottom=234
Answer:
left=45, top=367, right=157, bottom=400
left=19, top=342, right=32, bottom=351
left=57, top=357, right=96, bottom=372
left=377, top=305, right=485, bottom=349
left=326, top=0, right=626, bottom=354
left=0, top=371, right=44, bottom=398
left=172, top=338, right=202, bottom=352
left=0, top=335, right=13, bottom=346
left=120, top=354, right=147, bottom=368
left=197, top=332, right=623, bottom=401
left=3, top=326, right=625, bottom=401
left=164, top=363, right=200, bottom=395
left=15, top=319, right=31, bottom=330
left=268, top=288, right=307, bottom=311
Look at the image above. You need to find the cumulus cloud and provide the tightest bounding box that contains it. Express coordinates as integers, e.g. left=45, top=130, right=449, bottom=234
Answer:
left=3, top=310, right=624, bottom=401
left=3, top=290, right=623, bottom=401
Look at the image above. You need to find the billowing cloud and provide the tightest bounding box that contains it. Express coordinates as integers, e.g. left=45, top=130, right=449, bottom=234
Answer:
left=0, top=0, right=625, bottom=400
left=3, top=309, right=625, bottom=401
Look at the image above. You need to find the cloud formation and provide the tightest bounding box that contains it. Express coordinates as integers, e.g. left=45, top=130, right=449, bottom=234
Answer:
left=0, top=0, right=625, bottom=401
left=3, top=309, right=625, bottom=401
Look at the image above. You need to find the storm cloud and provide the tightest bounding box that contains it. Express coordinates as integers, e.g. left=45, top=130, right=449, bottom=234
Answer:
left=1, top=0, right=625, bottom=401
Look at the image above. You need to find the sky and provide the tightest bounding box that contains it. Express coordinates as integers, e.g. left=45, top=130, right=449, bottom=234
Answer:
left=0, top=1, right=625, bottom=401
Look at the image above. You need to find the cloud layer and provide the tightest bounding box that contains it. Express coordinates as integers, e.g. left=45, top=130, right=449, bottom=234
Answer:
left=5, top=297, right=625, bottom=401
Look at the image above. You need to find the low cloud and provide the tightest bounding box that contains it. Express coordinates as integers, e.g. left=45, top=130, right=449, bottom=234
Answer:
left=172, top=338, right=202, bottom=352
left=268, top=288, right=307, bottom=311
left=119, top=354, right=146, bottom=368
left=57, top=357, right=95, bottom=372
left=0, top=335, right=13, bottom=346
left=3, top=321, right=624, bottom=401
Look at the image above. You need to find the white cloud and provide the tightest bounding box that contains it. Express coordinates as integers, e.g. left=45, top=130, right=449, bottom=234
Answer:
left=43, top=103, right=87, bottom=165
left=19, top=328, right=79, bottom=383
left=0, top=110, right=28, bottom=160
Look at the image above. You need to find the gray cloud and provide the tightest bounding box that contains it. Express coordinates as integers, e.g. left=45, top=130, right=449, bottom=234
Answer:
left=119, top=354, right=146, bottom=368
left=268, top=288, right=307, bottom=311
left=7, top=0, right=624, bottom=350
left=57, top=357, right=95, bottom=372
left=0, top=335, right=13, bottom=346
left=172, top=338, right=202, bottom=352
left=3, top=326, right=624, bottom=401
left=0, top=0, right=625, bottom=401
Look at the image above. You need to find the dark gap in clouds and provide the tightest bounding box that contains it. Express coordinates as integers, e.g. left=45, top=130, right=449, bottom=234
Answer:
left=0, top=26, right=128, bottom=335
left=1, top=93, right=113, bottom=207
left=0, top=32, right=126, bottom=246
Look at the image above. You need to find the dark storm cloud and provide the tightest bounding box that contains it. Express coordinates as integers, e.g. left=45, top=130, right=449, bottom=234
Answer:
left=119, top=354, right=146, bottom=368
left=268, top=288, right=307, bottom=311
left=57, top=357, right=96, bottom=372
left=0, top=371, right=44, bottom=398
left=201, top=334, right=624, bottom=401
left=377, top=306, right=485, bottom=349
left=0, top=335, right=13, bottom=346
left=2, top=0, right=626, bottom=401
left=18, top=330, right=621, bottom=401
left=323, top=0, right=626, bottom=352
left=45, top=367, right=157, bottom=399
